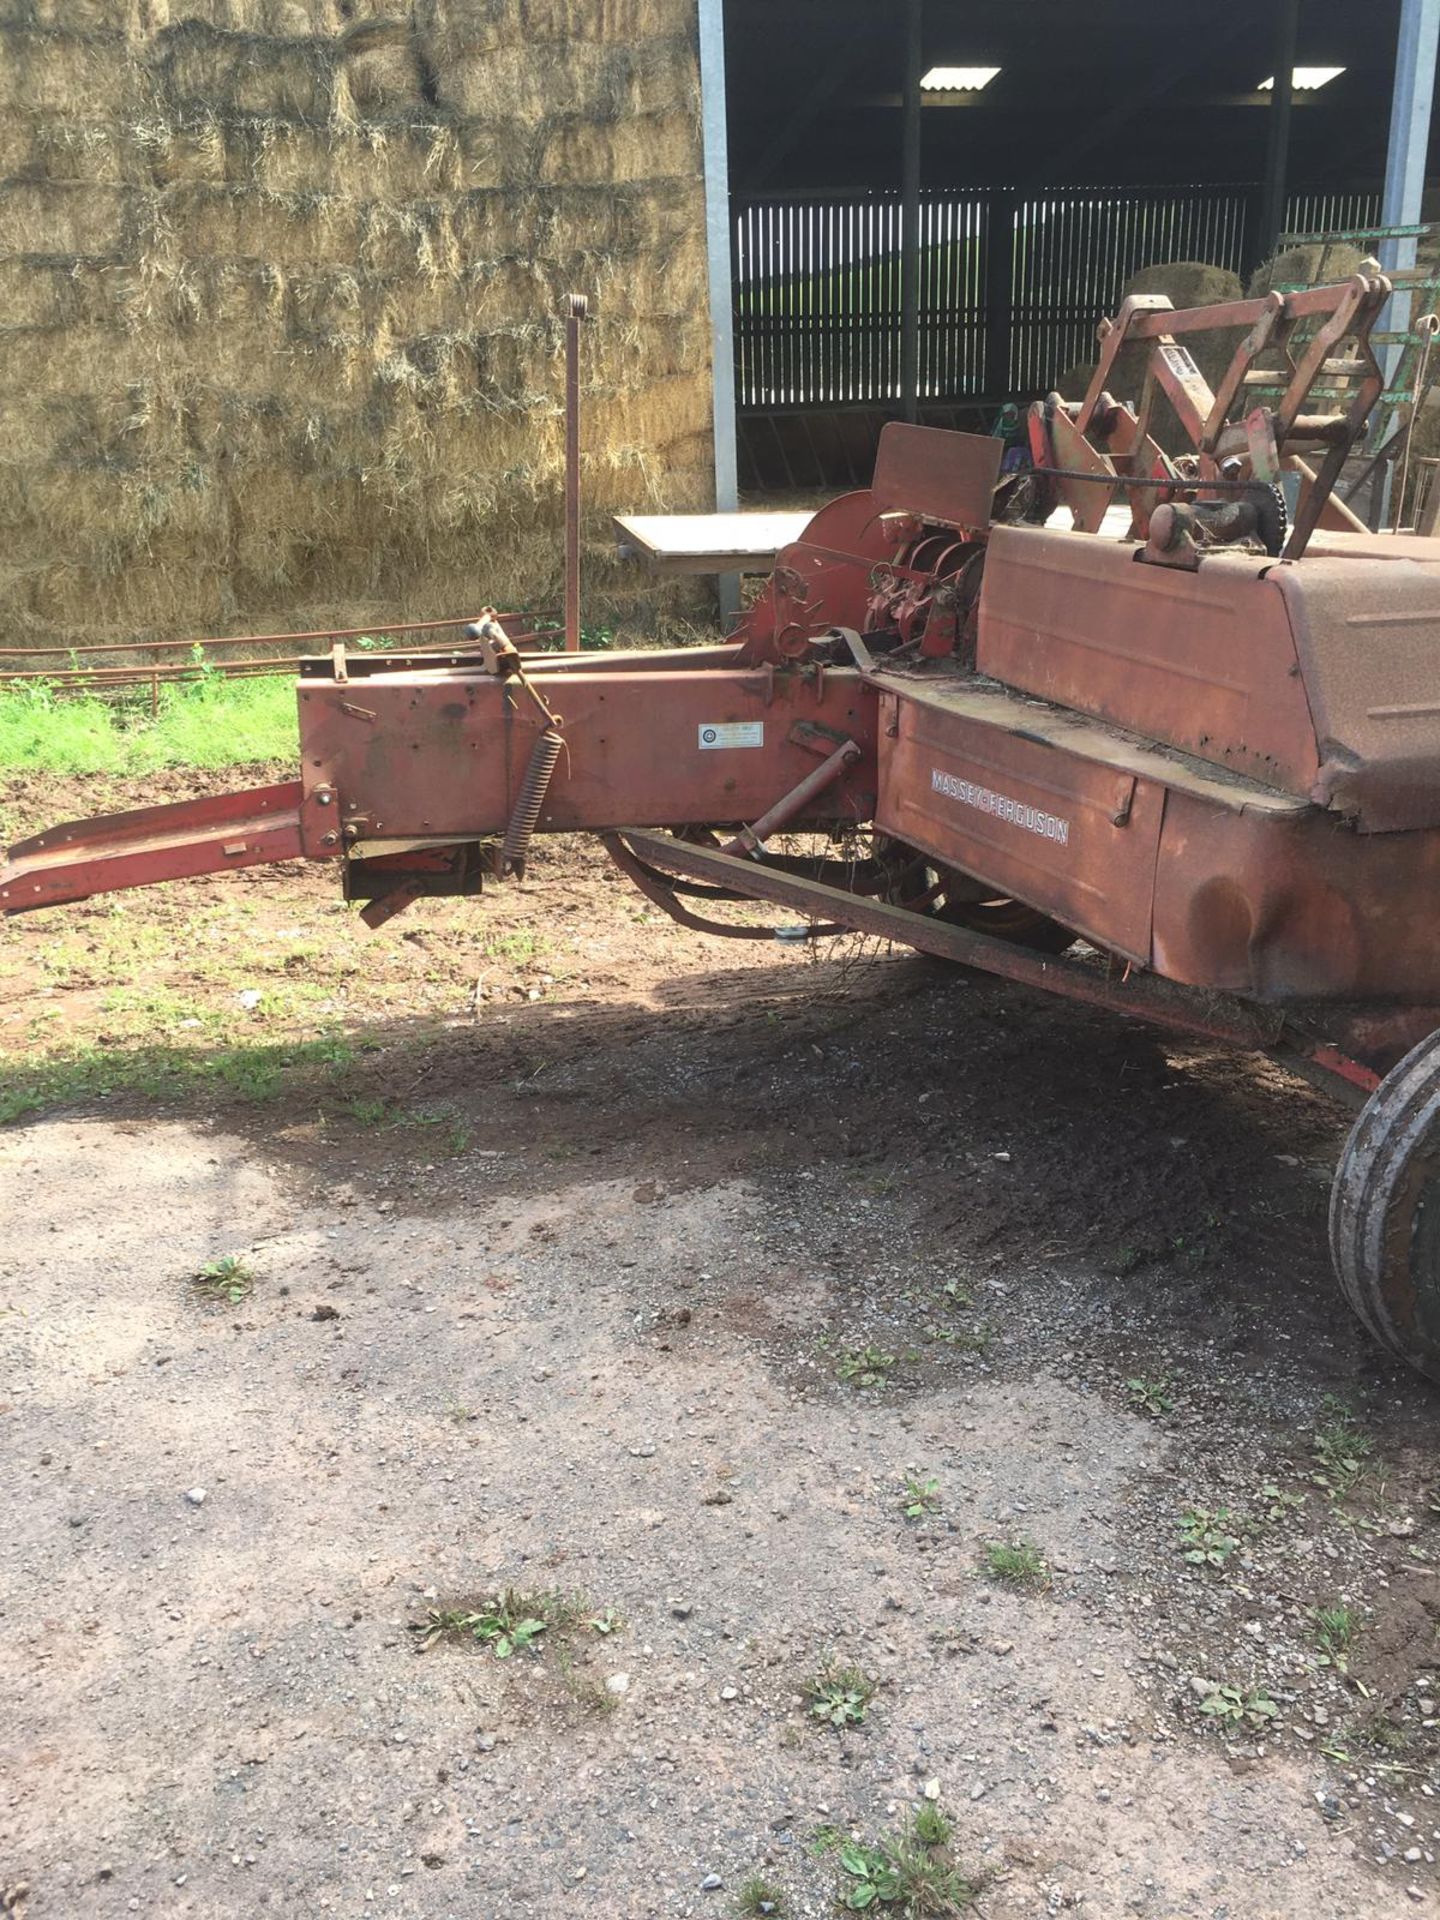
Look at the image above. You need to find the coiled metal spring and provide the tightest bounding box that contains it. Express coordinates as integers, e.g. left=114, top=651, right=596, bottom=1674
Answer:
left=500, top=725, right=564, bottom=879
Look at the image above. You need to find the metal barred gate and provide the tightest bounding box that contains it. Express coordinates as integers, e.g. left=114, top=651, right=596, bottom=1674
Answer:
left=732, top=183, right=1381, bottom=436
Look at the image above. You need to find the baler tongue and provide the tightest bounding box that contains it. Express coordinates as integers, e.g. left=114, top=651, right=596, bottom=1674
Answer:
left=0, top=780, right=307, bottom=915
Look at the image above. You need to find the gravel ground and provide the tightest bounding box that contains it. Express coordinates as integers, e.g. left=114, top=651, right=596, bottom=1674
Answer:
left=4, top=787, right=1440, bottom=1919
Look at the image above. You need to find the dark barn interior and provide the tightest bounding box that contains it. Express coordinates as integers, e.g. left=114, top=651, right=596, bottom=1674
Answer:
left=722, top=0, right=1434, bottom=487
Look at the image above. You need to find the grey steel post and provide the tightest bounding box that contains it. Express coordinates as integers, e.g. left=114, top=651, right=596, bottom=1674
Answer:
left=900, top=0, right=923, bottom=424
left=1377, top=0, right=1440, bottom=525
left=1257, top=0, right=1298, bottom=263
left=698, top=0, right=741, bottom=620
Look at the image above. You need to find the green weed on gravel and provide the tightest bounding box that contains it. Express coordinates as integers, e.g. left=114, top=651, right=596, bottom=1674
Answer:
left=1198, top=1683, right=1278, bottom=1729
left=835, top=1804, right=979, bottom=1914
left=1310, top=1603, right=1363, bottom=1672
left=807, top=1660, right=877, bottom=1729
left=1311, top=1397, right=1373, bottom=1501
left=1177, top=1506, right=1241, bottom=1569
left=411, top=1587, right=617, bottom=1660
left=191, top=1254, right=254, bottom=1305
left=735, top=1876, right=787, bottom=1916
left=980, top=1540, right=1048, bottom=1589
left=838, top=1345, right=897, bottom=1388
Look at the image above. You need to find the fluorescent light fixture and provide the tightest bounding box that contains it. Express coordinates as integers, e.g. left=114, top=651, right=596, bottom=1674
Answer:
left=920, top=65, right=1000, bottom=91
left=1258, top=66, right=1345, bottom=90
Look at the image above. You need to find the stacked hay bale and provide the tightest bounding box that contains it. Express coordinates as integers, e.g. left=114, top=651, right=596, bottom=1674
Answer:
left=0, top=0, right=714, bottom=654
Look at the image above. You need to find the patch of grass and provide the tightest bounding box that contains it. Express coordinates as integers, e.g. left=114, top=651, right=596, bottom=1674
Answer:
left=0, top=674, right=297, bottom=776
left=735, top=1875, right=787, bottom=1917
left=909, top=1804, right=952, bottom=1849
left=1355, top=1711, right=1410, bottom=1752
left=980, top=1540, right=1048, bottom=1590
left=838, top=1344, right=897, bottom=1388
left=191, top=1254, right=254, bottom=1305
left=807, top=1660, right=877, bottom=1729
left=481, top=927, right=545, bottom=967
left=809, top=1824, right=845, bottom=1858
left=1177, top=1506, right=1241, bottom=1569
left=1310, top=1603, right=1363, bottom=1673
left=0, top=1034, right=358, bottom=1127
left=1198, top=1683, right=1278, bottom=1729
left=835, top=1806, right=978, bottom=1915
left=899, top=1473, right=941, bottom=1520
left=1311, top=1397, right=1373, bottom=1501
left=1125, top=1375, right=1173, bottom=1416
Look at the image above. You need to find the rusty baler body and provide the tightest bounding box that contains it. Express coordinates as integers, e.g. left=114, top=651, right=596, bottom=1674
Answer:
left=11, top=271, right=1440, bottom=1380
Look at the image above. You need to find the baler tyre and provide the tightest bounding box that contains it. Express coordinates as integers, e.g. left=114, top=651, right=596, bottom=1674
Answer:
left=935, top=893, right=1078, bottom=956
left=1329, top=1027, right=1440, bottom=1383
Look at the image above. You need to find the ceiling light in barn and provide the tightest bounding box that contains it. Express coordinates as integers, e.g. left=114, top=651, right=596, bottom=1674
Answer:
left=1258, top=67, right=1346, bottom=90
left=920, top=66, right=1000, bottom=92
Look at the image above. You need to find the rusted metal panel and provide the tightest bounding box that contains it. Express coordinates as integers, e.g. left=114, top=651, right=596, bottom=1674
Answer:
left=1153, top=788, right=1440, bottom=1002
left=873, top=685, right=1165, bottom=963
left=872, top=668, right=1310, bottom=818
left=298, top=666, right=878, bottom=840
left=977, top=526, right=1321, bottom=792
left=869, top=423, right=1002, bottom=528
left=1272, top=556, right=1440, bottom=830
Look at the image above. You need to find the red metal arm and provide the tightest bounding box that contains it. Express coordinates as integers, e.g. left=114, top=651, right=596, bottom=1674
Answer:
left=1, top=781, right=310, bottom=914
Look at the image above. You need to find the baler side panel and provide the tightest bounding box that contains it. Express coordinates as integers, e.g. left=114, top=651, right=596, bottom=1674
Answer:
left=298, top=666, right=879, bottom=839
left=873, top=687, right=1165, bottom=965
left=976, top=525, right=1321, bottom=793
left=1153, top=791, right=1440, bottom=1003
left=1274, top=555, right=1440, bottom=831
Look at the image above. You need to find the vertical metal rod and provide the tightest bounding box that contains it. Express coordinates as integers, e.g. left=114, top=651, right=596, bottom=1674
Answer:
left=1258, top=0, right=1298, bottom=264
left=563, top=293, right=587, bottom=654
left=900, top=0, right=923, bottom=423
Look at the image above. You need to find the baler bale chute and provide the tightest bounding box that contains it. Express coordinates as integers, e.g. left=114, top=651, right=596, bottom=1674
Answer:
left=12, top=271, right=1440, bottom=1380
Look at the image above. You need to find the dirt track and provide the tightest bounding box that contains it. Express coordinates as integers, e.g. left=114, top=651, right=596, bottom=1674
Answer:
left=3, top=771, right=1440, bottom=1918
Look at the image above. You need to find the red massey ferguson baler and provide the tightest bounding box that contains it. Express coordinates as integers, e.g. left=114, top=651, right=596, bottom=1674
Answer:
left=9, top=273, right=1440, bottom=1380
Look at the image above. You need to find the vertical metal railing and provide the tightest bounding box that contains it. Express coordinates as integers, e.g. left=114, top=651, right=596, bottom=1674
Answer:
left=732, top=182, right=1383, bottom=410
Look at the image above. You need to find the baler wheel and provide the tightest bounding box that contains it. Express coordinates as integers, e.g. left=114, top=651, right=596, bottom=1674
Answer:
left=935, top=893, right=1077, bottom=956
left=1330, top=1028, right=1440, bottom=1383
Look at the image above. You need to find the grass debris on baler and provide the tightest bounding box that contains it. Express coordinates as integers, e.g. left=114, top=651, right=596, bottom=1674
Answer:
left=9, top=272, right=1440, bottom=1379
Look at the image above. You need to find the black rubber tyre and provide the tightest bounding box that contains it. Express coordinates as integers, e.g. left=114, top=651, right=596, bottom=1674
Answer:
left=1329, top=1026, right=1440, bottom=1383
left=935, top=893, right=1078, bottom=956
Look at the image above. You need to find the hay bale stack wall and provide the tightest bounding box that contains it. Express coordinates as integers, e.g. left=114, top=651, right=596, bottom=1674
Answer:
left=0, top=0, right=714, bottom=653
